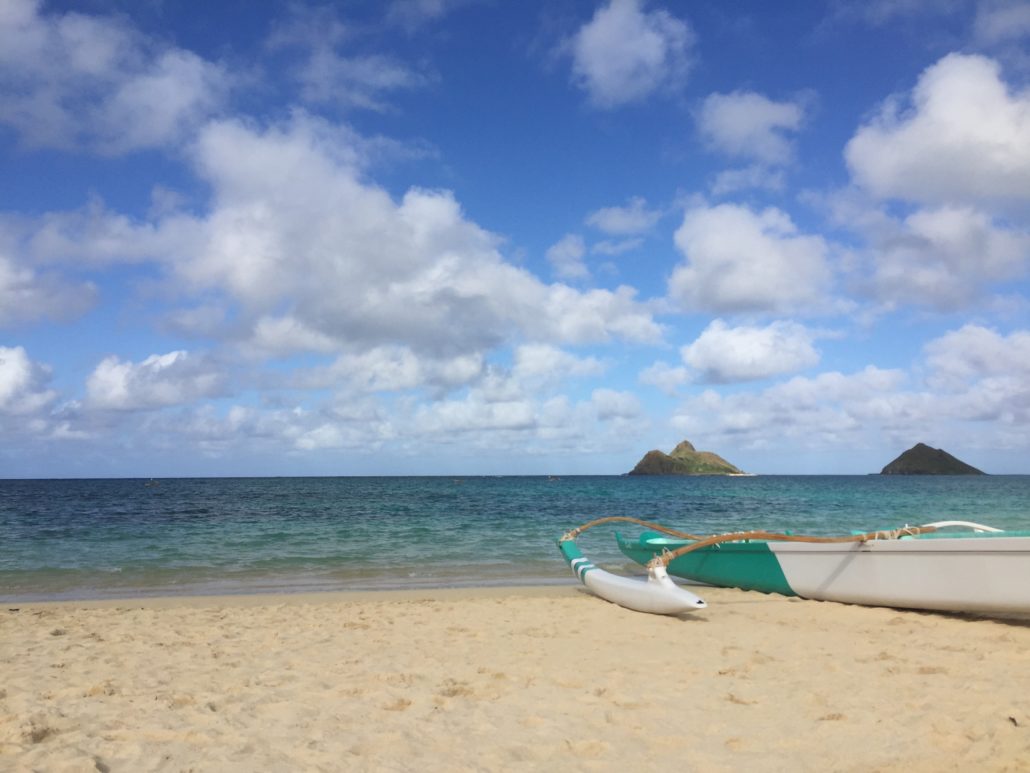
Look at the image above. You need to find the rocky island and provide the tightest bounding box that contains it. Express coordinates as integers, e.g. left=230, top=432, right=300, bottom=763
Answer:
left=628, top=440, right=745, bottom=476
left=880, top=443, right=985, bottom=475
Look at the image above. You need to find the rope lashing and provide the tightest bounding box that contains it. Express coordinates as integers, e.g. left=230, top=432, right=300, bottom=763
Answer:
left=559, top=516, right=705, bottom=543
left=647, top=525, right=940, bottom=568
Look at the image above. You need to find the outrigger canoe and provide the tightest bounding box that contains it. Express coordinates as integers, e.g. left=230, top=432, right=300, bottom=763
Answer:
left=557, top=538, right=706, bottom=615
left=616, top=520, right=1030, bottom=615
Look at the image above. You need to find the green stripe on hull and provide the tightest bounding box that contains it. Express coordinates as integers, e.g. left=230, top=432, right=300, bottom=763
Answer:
left=558, top=539, right=596, bottom=579
left=616, top=532, right=796, bottom=597
left=558, top=539, right=583, bottom=564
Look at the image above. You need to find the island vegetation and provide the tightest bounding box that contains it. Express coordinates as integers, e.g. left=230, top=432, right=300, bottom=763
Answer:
left=628, top=440, right=745, bottom=476
left=880, top=443, right=985, bottom=475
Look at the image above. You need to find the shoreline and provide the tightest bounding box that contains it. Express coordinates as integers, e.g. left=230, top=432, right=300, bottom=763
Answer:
left=4, top=584, right=1030, bottom=770
left=4, top=582, right=580, bottom=610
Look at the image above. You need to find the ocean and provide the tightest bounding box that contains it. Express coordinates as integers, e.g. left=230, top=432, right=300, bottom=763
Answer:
left=3, top=475, right=1029, bottom=602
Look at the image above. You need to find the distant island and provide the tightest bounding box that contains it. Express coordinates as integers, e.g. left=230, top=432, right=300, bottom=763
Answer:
left=629, top=440, right=745, bottom=476
left=880, top=443, right=985, bottom=475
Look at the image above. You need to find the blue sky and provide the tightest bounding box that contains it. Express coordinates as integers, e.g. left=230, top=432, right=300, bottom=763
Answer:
left=1, top=0, right=1029, bottom=477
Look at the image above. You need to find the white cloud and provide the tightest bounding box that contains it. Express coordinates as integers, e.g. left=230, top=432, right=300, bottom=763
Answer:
left=869, top=205, right=1030, bottom=310
left=546, top=233, right=589, bottom=280
left=85, top=351, right=226, bottom=411
left=250, top=315, right=339, bottom=356
left=567, top=0, right=694, bottom=108
left=408, top=384, right=641, bottom=450
left=669, top=203, right=833, bottom=314
left=294, top=420, right=386, bottom=451
left=591, top=388, right=641, bottom=420
left=585, top=197, right=661, bottom=235
left=638, top=360, right=689, bottom=395
left=0, top=346, right=56, bottom=415
left=924, top=324, right=1030, bottom=385
left=512, top=344, right=604, bottom=386
left=187, top=116, right=661, bottom=350
left=0, top=0, right=229, bottom=153
left=40, top=114, right=659, bottom=357
left=922, top=325, right=1030, bottom=427
left=300, top=346, right=484, bottom=394
left=709, top=165, right=786, bottom=196
left=672, top=334, right=1030, bottom=458
left=0, top=249, right=97, bottom=325
left=539, top=284, right=662, bottom=344
left=672, top=366, right=917, bottom=449
left=845, top=53, right=1030, bottom=204
left=681, top=320, right=819, bottom=383
left=697, top=91, right=805, bottom=165
left=268, top=7, right=429, bottom=111
left=591, top=237, right=644, bottom=256
left=974, top=0, right=1030, bottom=44
left=413, top=395, right=538, bottom=435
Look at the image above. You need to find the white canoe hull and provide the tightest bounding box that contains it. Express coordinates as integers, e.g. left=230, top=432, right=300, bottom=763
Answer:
left=558, top=538, right=706, bottom=615
left=769, top=536, right=1030, bottom=614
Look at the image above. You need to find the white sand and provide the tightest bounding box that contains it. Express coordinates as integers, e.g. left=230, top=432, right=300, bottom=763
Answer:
left=3, top=585, right=1030, bottom=771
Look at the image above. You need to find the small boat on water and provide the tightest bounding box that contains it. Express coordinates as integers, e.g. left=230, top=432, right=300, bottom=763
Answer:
left=616, top=520, right=1030, bottom=615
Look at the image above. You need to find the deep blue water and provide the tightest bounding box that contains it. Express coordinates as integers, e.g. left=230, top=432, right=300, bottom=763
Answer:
left=2, top=475, right=1029, bottom=601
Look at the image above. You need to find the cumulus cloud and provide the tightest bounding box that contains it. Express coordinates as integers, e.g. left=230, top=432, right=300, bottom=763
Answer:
left=513, top=343, right=604, bottom=384
left=696, top=91, right=805, bottom=165
left=0, top=250, right=97, bottom=326
left=923, top=326, right=1030, bottom=427
left=845, top=53, right=1030, bottom=205
left=672, top=366, right=917, bottom=448
left=0, top=0, right=230, bottom=153
left=671, top=326, right=1030, bottom=458
left=408, top=386, right=638, bottom=450
left=924, top=324, right=1030, bottom=385
left=681, top=320, right=820, bottom=383
left=23, top=114, right=661, bottom=366
left=135, top=402, right=383, bottom=456
left=638, top=360, right=689, bottom=396
left=182, top=116, right=660, bottom=352
left=298, top=346, right=484, bottom=395
left=567, top=0, right=694, bottom=108
left=669, top=203, right=833, bottom=314
left=413, top=394, right=538, bottom=435
left=869, top=205, right=1030, bottom=310
left=591, top=388, right=641, bottom=420
left=0, top=345, right=56, bottom=415
left=585, top=197, right=662, bottom=235
left=250, top=315, right=339, bottom=357
left=85, top=351, right=227, bottom=411
left=546, top=233, right=589, bottom=280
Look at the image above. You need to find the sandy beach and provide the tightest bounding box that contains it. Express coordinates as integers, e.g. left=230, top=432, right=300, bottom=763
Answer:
left=3, top=585, right=1030, bottom=772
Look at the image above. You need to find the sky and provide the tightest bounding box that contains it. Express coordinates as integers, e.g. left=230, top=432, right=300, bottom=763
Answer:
left=1, top=0, right=1029, bottom=478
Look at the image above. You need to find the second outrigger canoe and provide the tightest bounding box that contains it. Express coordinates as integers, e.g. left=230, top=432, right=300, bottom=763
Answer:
left=616, top=520, right=1030, bottom=615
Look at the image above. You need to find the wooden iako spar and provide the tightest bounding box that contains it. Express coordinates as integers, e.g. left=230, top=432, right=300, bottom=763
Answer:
left=644, top=525, right=940, bottom=568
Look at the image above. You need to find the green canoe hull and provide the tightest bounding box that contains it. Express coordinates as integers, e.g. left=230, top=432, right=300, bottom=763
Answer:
left=615, top=531, right=796, bottom=597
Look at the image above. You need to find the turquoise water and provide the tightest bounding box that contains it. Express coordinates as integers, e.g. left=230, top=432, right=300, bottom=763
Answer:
left=2, top=475, right=1029, bottom=601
